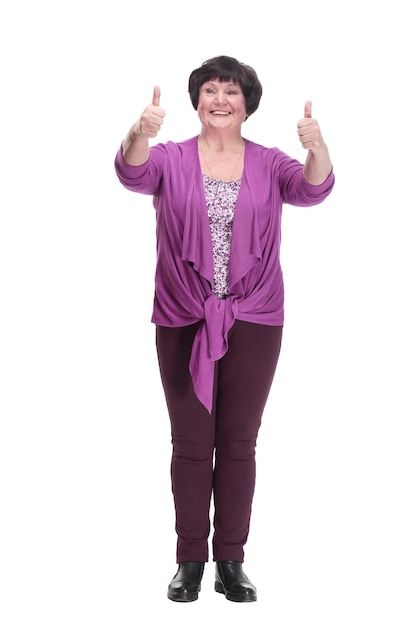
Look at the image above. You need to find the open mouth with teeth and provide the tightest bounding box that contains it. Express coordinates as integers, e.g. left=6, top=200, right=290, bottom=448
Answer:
left=211, top=110, right=231, bottom=115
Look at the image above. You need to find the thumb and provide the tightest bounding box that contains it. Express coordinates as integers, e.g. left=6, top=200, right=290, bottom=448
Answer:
left=152, top=85, right=161, bottom=107
left=304, top=100, right=312, bottom=118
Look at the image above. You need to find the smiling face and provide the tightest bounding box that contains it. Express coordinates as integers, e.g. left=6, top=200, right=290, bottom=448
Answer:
left=197, top=79, right=247, bottom=132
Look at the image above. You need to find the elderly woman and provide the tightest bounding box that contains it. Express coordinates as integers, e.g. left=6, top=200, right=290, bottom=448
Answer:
left=114, top=55, right=334, bottom=602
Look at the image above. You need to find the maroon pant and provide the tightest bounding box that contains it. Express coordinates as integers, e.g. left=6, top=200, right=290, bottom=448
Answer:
left=156, top=320, right=283, bottom=563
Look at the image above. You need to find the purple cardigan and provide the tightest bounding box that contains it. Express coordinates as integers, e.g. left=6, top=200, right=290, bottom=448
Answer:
left=115, top=136, right=335, bottom=412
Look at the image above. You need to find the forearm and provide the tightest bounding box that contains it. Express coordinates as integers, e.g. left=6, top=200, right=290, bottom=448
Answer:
left=122, top=122, right=150, bottom=166
left=303, top=143, right=333, bottom=185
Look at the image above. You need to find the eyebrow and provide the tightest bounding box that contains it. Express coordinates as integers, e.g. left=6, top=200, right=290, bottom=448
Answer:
left=204, top=81, right=239, bottom=87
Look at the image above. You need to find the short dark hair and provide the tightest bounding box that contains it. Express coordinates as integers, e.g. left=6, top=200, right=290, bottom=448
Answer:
left=188, top=55, right=263, bottom=119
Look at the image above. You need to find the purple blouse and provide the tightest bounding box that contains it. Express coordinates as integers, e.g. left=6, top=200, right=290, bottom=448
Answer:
left=115, top=136, right=335, bottom=412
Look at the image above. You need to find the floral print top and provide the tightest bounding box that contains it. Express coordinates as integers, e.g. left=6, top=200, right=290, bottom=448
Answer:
left=202, top=173, right=242, bottom=299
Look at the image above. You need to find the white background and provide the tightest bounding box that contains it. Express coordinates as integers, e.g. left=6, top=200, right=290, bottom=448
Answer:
left=1, top=1, right=416, bottom=624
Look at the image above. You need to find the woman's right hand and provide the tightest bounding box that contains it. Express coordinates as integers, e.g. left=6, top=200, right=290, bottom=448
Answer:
left=137, top=86, right=166, bottom=138
left=122, top=86, right=165, bottom=165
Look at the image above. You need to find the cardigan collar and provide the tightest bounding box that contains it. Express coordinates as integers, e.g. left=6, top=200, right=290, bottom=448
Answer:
left=181, top=137, right=262, bottom=290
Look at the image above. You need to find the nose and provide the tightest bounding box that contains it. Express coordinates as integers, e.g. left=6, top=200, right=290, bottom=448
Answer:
left=214, top=90, right=227, bottom=105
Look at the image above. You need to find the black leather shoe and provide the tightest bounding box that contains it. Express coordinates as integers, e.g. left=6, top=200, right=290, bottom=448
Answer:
left=215, top=560, right=257, bottom=602
left=167, top=561, right=205, bottom=602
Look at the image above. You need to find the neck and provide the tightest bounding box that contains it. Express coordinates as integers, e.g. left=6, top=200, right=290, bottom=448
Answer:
left=199, top=129, right=243, bottom=151
left=198, top=133, right=245, bottom=182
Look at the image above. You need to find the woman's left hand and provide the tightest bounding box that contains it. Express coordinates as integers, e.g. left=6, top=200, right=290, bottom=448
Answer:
left=297, top=101, right=324, bottom=153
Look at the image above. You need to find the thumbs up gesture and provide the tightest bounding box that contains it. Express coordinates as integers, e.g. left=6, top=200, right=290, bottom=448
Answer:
left=138, top=86, right=166, bottom=138
left=297, top=101, right=324, bottom=153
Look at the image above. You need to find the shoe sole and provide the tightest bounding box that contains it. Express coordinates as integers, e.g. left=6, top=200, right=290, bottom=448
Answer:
left=167, top=592, right=199, bottom=602
left=167, top=591, right=198, bottom=602
left=214, top=581, right=257, bottom=602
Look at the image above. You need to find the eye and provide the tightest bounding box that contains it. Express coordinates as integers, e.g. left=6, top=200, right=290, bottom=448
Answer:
left=203, top=87, right=215, bottom=94
left=228, top=90, right=239, bottom=95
